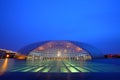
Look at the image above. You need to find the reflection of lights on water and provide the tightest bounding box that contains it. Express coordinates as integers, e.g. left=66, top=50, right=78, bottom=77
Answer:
left=24, top=59, right=87, bottom=72
left=0, top=58, right=8, bottom=75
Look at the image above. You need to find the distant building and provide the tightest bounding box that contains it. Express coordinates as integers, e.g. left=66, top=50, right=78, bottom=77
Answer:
left=0, top=49, right=16, bottom=58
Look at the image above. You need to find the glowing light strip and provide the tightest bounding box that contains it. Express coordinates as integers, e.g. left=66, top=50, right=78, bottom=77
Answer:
left=60, top=67, right=68, bottom=72
left=22, top=66, right=38, bottom=72
left=11, top=66, right=31, bottom=72
left=62, top=61, right=71, bottom=72
left=32, top=67, right=44, bottom=72
left=66, top=61, right=88, bottom=72
left=68, top=67, right=79, bottom=72
left=42, top=67, right=51, bottom=72
left=75, top=67, right=88, bottom=72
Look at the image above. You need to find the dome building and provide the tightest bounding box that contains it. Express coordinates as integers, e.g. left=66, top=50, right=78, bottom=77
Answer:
left=18, top=40, right=103, bottom=60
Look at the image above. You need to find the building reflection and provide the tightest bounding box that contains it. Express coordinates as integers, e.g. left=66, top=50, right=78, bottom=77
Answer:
left=26, top=59, right=86, bottom=73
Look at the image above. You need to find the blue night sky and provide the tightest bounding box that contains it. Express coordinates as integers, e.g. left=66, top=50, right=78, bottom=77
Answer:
left=0, top=0, right=120, bottom=54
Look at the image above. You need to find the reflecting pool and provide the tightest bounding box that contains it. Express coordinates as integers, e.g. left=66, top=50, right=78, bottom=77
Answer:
left=0, top=59, right=120, bottom=80
left=0, top=59, right=120, bottom=73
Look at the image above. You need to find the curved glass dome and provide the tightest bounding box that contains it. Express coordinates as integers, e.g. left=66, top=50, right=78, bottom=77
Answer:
left=27, top=41, right=91, bottom=60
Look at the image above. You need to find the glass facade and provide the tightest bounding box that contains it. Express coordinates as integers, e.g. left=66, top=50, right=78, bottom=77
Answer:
left=27, top=41, right=91, bottom=60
